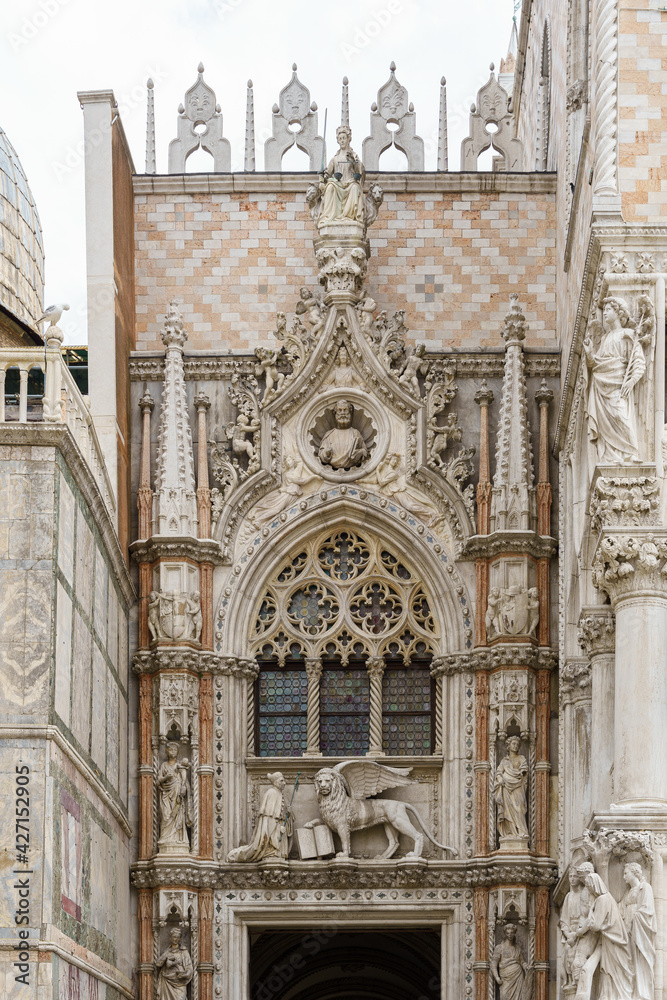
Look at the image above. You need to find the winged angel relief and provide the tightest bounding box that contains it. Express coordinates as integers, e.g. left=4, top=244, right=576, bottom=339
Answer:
left=305, top=759, right=457, bottom=859
left=584, top=294, right=655, bottom=464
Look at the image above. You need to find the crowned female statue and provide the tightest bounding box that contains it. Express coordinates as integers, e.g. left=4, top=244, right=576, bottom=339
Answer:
left=318, top=125, right=366, bottom=227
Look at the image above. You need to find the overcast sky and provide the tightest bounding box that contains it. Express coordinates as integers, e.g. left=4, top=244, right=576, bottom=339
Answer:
left=1, top=0, right=516, bottom=343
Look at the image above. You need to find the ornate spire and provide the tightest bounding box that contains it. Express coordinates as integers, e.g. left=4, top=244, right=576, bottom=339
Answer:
left=437, top=77, right=448, bottom=171
left=244, top=79, right=255, bottom=171
left=145, top=78, right=156, bottom=174
left=490, top=294, right=536, bottom=532
left=341, top=76, right=349, bottom=128
left=153, top=301, right=198, bottom=536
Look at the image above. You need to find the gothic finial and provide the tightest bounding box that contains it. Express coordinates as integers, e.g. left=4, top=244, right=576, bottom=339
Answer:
left=341, top=76, right=350, bottom=128
left=500, top=293, right=527, bottom=344
left=198, top=61, right=205, bottom=74
left=244, top=79, right=255, bottom=171
left=437, top=76, right=448, bottom=171
left=390, top=61, right=396, bottom=72
left=292, top=62, right=297, bottom=72
left=145, top=78, right=156, bottom=174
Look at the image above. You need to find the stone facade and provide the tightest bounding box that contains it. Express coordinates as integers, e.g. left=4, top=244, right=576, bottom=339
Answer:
left=1, top=2, right=667, bottom=998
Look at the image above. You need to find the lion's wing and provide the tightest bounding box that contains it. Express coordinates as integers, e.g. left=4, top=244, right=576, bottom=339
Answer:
left=334, top=760, right=413, bottom=800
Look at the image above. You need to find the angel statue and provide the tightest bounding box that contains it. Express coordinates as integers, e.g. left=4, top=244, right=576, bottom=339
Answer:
left=584, top=294, right=655, bottom=464
left=305, top=759, right=457, bottom=860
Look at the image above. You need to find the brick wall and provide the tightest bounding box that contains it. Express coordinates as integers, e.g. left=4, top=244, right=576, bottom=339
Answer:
left=134, top=174, right=557, bottom=353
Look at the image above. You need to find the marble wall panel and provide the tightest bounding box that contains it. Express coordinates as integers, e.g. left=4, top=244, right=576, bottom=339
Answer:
left=106, top=679, right=119, bottom=792
left=58, top=958, right=107, bottom=1000
left=91, top=647, right=106, bottom=772
left=71, top=610, right=91, bottom=752
left=94, top=548, right=108, bottom=650
left=0, top=742, right=46, bottom=928
left=75, top=514, right=93, bottom=620
left=89, top=821, right=113, bottom=940
left=54, top=582, right=72, bottom=727
left=57, top=472, right=75, bottom=586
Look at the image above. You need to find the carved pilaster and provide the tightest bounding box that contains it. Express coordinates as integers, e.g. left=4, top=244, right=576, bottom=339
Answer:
left=138, top=387, right=154, bottom=540
left=475, top=671, right=490, bottom=857
left=195, top=391, right=212, bottom=540
left=366, top=656, right=386, bottom=756
left=138, top=888, right=154, bottom=1000
left=198, top=889, right=213, bottom=1000
left=535, top=379, right=553, bottom=538
left=199, top=675, right=213, bottom=860
left=474, top=380, right=493, bottom=535
left=535, top=671, right=550, bottom=856
left=139, top=674, right=154, bottom=861
left=534, top=887, right=550, bottom=1000
left=473, top=887, right=489, bottom=1000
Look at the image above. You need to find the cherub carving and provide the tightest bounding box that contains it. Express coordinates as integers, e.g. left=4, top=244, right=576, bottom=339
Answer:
left=225, top=412, right=260, bottom=473
left=356, top=296, right=378, bottom=338
left=428, top=412, right=463, bottom=468
left=295, top=286, right=325, bottom=341
left=486, top=587, right=501, bottom=638
left=254, top=347, right=285, bottom=403
left=305, top=759, right=457, bottom=860
left=398, top=343, right=429, bottom=394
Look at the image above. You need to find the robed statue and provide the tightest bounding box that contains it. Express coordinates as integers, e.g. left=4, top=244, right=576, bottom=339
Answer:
left=156, top=927, right=193, bottom=1000
left=228, top=772, right=293, bottom=862
left=318, top=125, right=366, bottom=226
left=494, top=736, right=529, bottom=844
left=157, top=742, right=193, bottom=852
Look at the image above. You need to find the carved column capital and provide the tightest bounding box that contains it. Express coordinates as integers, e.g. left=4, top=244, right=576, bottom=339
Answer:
left=592, top=530, right=667, bottom=602
left=560, top=658, right=592, bottom=702
left=589, top=475, right=660, bottom=534
left=139, top=389, right=155, bottom=413
left=366, top=656, right=386, bottom=678
left=215, top=655, right=260, bottom=679
left=305, top=657, right=323, bottom=681
left=535, top=378, right=553, bottom=408
left=474, top=381, right=494, bottom=407
left=577, top=608, right=615, bottom=657
left=194, top=390, right=211, bottom=412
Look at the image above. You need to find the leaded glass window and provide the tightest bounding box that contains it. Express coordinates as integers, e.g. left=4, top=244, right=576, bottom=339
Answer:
left=251, top=529, right=438, bottom=757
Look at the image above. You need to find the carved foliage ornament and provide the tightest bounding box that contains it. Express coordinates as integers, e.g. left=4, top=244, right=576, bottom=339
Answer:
left=589, top=476, right=659, bottom=533
left=592, top=532, right=667, bottom=598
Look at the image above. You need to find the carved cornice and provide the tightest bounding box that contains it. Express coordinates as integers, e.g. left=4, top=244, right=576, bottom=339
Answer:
left=560, top=658, right=592, bottom=698
left=130, top=857, right=558, bottom=891
left=133, top=650, right=224, bottom=675
left=462, top=532, right=557, bottom=561
left=577, top=608, right=615, bottom=657
left=431, top=653, right=476, bottom=677
left=589, top=475, right=660, bottom=534
left=130, top=535, right=225, bottom=565
left=473, top=646, right=558, bottom=670
left=129, top=353, right=561, bottom=383
left=592, top=531, right=667, bottom=601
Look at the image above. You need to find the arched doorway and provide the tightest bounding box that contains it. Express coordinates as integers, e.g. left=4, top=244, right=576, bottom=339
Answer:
left=250, top=929, right=441, bottom=1000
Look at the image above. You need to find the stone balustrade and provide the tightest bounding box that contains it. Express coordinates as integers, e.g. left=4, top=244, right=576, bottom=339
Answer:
left=0, top=328, right=116, bottom=522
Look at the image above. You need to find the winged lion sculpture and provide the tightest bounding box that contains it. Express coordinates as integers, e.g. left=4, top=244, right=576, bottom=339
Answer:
left=305, top=759, right=457, bottom=860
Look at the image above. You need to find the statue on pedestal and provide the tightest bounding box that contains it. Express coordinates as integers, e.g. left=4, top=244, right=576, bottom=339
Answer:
left=157, top=742, right=193, bottom=853
left=318, top=126, right=365, bottom=227
left=493, top=736, right=529, bottom=845
left=584, top=295, right=654, bottom=464
left=491, top=924, right=531, bottom=1000
left=156, top=927, right=193, bottom=1000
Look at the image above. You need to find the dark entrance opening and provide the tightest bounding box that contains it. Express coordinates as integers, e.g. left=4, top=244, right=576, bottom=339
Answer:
left=250, top=928, right=441, bottom=1000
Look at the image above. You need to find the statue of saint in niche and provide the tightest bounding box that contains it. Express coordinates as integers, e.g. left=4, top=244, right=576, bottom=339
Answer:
left=157, top=742, right=193, bottom=852
left=318, top=126, right=366, bottom=226
left=494, top=736, right=529, bottom=843
left=318, top=400, right=368, bottom=470
left=156, top=927, right=193, bottom=1000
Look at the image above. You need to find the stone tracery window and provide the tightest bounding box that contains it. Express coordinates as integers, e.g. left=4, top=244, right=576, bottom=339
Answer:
left=251, top=529, right=438, bottom=757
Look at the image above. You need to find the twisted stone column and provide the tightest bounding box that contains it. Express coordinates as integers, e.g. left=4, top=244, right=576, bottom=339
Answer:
left=366, top=656, right=386, bottom=756
left=304, top=658, right=322, bottom=756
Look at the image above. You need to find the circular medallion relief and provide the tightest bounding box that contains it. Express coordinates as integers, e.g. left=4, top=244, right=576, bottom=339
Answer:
left=298, top=388, right=389, bottom=483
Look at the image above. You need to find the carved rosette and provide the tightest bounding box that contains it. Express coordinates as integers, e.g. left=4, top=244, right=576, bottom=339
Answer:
left=592, top=531, right=667, bottom=601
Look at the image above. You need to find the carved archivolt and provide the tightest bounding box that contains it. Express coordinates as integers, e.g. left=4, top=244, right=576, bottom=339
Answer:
left=251, top=527, right=438, bottom=663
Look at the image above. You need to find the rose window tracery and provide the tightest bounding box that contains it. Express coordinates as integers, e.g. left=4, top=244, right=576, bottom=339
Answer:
left=251, top=529, right=439, bottom=757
